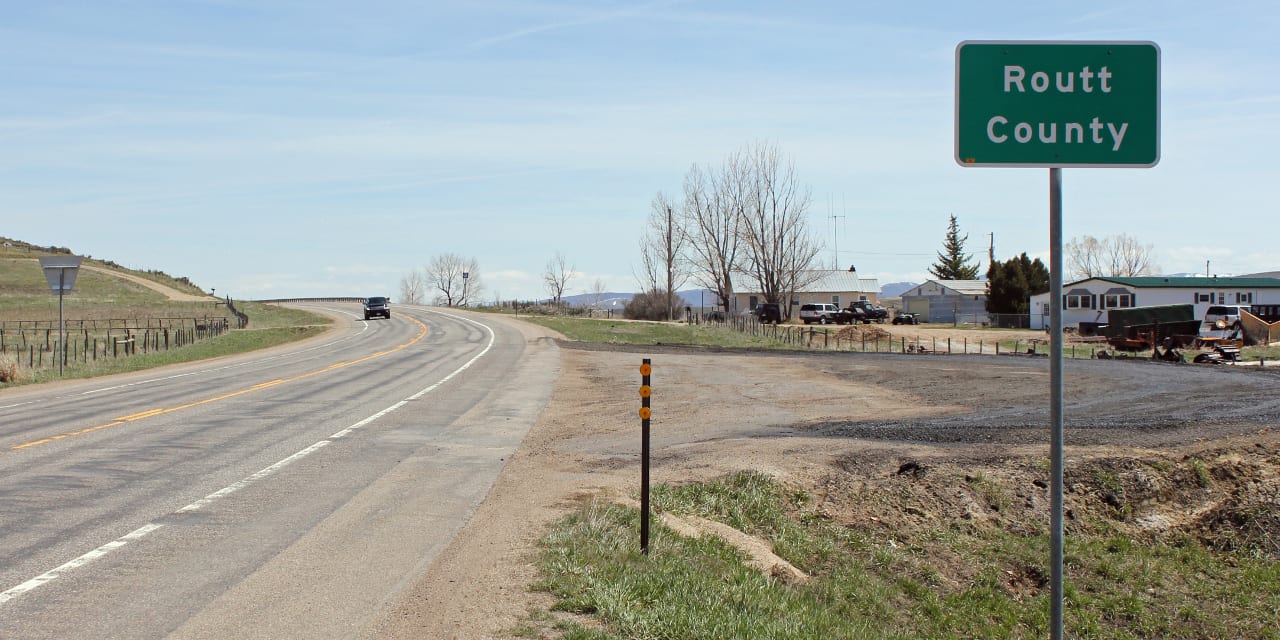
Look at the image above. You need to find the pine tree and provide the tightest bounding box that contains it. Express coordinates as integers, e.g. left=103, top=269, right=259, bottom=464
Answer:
left=986, top=252, right=1050, bottom=314
left=928, top=214, right=980, bottom=280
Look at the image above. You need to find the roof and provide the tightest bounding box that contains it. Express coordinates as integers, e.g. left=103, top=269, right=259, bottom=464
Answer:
left=937, top=279, right=988, bottom=295
left=903, top=279, right=988, bottom=296
left=1069, top=276, right=1280, bottom=289
left=801, top=270, right=879, bottom=293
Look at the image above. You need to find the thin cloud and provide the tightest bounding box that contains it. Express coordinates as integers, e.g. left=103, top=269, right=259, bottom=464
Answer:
left=467, top=0, right=686, bottom=49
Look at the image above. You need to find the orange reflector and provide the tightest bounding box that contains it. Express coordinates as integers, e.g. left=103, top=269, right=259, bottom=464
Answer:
left=639, top=385, right=651, bottom=398
left=639, top=407, right=651, bottom=420
left=639, top=363, right=652, bottom=376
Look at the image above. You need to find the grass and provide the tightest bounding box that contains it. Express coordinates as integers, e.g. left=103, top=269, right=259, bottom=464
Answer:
left=533, top=472, right=1280, bottom=639
left=0, top=243, right=332, bottom=386
left=14, top=324, right=328, bottom=385
left=507, top=315, right=799, bottom=350
left=501, top=312, right=1280, bottom=363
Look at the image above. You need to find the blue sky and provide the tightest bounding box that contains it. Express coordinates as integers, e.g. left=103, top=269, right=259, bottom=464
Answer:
left=3, top=1, right=1277, bottom=301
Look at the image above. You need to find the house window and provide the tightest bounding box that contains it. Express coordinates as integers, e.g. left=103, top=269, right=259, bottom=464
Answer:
left=1103, top=293, right=1133, bottom=308
left=1064, top=294, right=1094, bottom=309
left=1219, top=293, right=1226, bottom=304
left=1195, top=292, right=1212, bottom=303
left=832, top=295, right=840, bottom=306
left=1236, top=292, right=1253, bottom=304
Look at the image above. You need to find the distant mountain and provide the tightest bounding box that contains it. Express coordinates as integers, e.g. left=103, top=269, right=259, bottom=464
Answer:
left=560, top=292, right=633, bottom=308
left=561, top=288, right=718, bottom=310
left=879, top=282, right=916, bottom=298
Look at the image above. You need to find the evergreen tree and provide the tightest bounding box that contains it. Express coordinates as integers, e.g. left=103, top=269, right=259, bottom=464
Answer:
left=928, top=214, right=980, bottom=280
left=986, top=252, right=1050, bottom=314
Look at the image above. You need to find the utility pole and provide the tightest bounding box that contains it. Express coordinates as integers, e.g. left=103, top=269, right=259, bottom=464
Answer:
left=829, top=196, right=846, bottom=270
left=988, top=232, right=995, bottom=270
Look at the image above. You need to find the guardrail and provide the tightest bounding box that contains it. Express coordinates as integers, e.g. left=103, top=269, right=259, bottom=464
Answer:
left=254, top=297, right=365, bottom=304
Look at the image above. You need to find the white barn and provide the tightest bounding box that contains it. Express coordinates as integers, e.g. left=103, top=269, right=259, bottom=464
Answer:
left=899, top=279, right=989, bottom=324
left=1027, top=276, right=1280, bottom=330
left=733, top=270, right=879, bottom=316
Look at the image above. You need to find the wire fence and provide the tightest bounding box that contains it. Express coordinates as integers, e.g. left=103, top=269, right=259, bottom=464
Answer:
left=703, top=316, right=1112, bottom=358
left=0, top=316, right=234, bottom=373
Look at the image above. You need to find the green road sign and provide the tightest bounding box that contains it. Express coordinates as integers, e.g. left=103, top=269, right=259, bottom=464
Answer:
left=955, top=41, right=1159, bottom=167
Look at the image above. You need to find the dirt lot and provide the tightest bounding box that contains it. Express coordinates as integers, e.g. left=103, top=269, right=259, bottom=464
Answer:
left=369, top=322, right=1280, bottom=639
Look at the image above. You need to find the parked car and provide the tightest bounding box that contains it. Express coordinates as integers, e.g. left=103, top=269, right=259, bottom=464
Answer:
left=1201, top=305, right=1249, bottom=330
left=843, top=300, right=888, bottom=323
left=363, top=296, right=391, bottom=320
left=752, top=303, right=783, bottom=324
left=799, top=303, right=840, bottom=324
left=892, top=312, right=920, bottom=325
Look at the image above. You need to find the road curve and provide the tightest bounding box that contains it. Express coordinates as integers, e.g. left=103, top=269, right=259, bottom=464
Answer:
left=0, top=305, right=558, bottom=639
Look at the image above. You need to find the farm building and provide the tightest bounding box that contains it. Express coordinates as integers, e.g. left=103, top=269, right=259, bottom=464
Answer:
left=733, top=269, right=879, bottom=317
left=1027, top=275, right=1280, bottom=330
left=899, top=279, right=989, bottom=324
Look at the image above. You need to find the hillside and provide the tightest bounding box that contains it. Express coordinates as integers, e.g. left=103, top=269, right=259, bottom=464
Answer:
left=0, top=237, right=212, bottom=317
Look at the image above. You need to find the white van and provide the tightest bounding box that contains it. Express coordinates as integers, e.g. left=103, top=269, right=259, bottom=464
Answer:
left=1200, top=305, right=1249, bottom=335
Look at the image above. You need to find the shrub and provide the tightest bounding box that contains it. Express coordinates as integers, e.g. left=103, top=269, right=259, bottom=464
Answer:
left=623, top=290, right=680, bottom=321
left=0, top=355, right=21, bottom=384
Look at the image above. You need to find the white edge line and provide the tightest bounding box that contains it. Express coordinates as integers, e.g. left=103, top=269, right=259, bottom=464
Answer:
left=0, top=309, right=497, bottom=608
left=0, top=523, right=164, bottom=605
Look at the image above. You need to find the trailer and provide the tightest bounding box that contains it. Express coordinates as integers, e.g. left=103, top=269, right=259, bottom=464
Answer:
left=1103, top=304, right=1201, bottom=352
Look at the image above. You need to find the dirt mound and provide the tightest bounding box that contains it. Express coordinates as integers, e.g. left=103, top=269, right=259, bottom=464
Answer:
left=816, top=438, right=1280, bottom=564
left=833, top=324, right=892, bottom=341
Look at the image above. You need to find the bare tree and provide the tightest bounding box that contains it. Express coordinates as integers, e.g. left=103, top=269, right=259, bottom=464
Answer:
left=682, top=159, right=745, bottom=314
left=425, top=253, right=481, bottom=307
left=398, top=269, right=425, bottom=306
left=589, top=278, right=608, bottom=314
left=543, top=251, right=575, bottom=306
left=1065, top=236, right=1105, bottom=279
left=1108, top=233, right=1158, bottom=277
left=1066, top=234, right=1156, bottom=279
left=738, top=141, right=822, bottom=318
left=638, top=190, right=689, bottom=320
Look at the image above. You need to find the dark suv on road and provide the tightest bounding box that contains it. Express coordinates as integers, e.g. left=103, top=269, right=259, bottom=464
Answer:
left=363, top=296, right=390, bottom=320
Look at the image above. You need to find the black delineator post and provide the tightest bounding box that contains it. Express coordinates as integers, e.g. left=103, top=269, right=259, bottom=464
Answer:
left=639, top=358, right=652, bottom=555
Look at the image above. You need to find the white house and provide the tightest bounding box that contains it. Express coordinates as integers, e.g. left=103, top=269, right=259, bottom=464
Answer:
left=899, top=279, right=989, bottom=324
left=1027, top=276, right=1280, bottom=330
left=733, top=269, right=879, bottom=316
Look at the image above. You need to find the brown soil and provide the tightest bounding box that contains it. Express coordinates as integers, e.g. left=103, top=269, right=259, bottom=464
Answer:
left=81, top=264, right=214, bottom=301
left=369, top=325, right=1280, bottom=639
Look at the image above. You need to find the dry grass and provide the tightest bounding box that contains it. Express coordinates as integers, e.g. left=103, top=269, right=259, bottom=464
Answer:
left=0, top=354, right=20, bottom=383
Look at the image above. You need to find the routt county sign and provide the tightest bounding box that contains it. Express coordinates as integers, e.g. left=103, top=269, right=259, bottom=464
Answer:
left=955, top=41, right=1160, bottom=167
left=954, top=39, right=1159, bottom=640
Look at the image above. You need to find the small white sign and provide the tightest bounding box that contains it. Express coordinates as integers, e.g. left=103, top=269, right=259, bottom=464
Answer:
left=39, top=255, right=83, bottom=293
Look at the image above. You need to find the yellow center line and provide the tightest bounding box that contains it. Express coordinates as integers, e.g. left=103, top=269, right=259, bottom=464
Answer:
left=7, top=315, right=430, bottom=453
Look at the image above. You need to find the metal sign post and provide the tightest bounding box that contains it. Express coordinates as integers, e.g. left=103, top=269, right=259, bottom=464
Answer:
left=1048, top=168, right=1065, bottom=634
left=639, top=359, right=652, bottom=554
left=956, top=41, right=1159, bottom=640
left=39, top=255, right=83, bottom=377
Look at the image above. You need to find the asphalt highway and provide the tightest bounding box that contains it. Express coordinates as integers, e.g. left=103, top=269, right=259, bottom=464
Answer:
left=0, top=304, right=558, bottom=638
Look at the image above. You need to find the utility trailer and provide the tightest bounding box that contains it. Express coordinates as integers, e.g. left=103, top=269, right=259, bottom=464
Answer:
left=1103, top=304, right=1201, bottom=352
